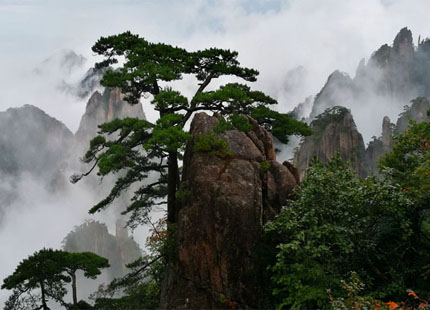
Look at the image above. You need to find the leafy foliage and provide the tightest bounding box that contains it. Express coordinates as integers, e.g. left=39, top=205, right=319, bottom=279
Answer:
left=73, top=31, right=311, bottom=228
left=311, top=106, right=350, bottom=130
left=193, top=131, right=234, bottom=158
left=2, top=249, right=70, bottom=310
left=380, top=119, right=430, bottom=200
left=264, top=120, right=430, bottom=309
left=265, top=155, right=414, bottom=309
left=259, top=160, right=271, bottom=174
left=64, top=252, right=109, bottom=305
left=330, top=274, right=430, bottom=310
left=329, top=272, right=384, bottom=310
left=2, top=249, right=109, bottom=309
left=251, top=105, right=312, bottom=143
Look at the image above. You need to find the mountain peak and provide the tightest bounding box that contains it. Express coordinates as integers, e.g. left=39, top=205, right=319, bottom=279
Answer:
left=393, top=27, right=413, bottom=53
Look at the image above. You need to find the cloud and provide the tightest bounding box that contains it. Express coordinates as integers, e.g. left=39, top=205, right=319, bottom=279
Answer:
left=1, top=0, right=430, bottom=305
left=4, top=0, right=429, bottom=131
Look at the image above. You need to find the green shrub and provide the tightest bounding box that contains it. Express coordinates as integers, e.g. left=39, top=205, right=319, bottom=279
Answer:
left=231, top=114, right=252, bottom=132
left=260, top=160, right=271, bottom=174
left=193, top=132, right=234, bottom=158
left=213, top=117, right=234, bottom=133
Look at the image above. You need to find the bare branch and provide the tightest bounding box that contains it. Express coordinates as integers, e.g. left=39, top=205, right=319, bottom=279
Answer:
left=70, top=159, right=99, bottom=184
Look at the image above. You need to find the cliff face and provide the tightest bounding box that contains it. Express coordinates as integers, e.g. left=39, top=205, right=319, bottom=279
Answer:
left=364, top=116, right=393, bottom=175
left=290, top=28, right=430, bottom=179
left=309, top=71, right=355, bottom=120
left=308, top=28, right=430, bottom=123
left=367, top=27, right=415, bottom=101
left=0, top=105, right=74, bottom=220
left=0, top=105, right=74, bottom=177
left=395, top=97, right=430, bottom=134
left=294, top=96, right=430, bottom=178
left=294, top=106, right=367, bottom=179
left=159, top=113, right=298, bottom=309
left=63, top=220, right=141, bottom=280
left=75, top=87, right=146, bottom=145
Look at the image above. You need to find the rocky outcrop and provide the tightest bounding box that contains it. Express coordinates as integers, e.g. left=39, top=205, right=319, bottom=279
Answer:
left=75, top=87, right=146, bottom=145
left=307, top=28, right=430, bottom=124
left=0, top=104, right=75, bottom=225
left=395, top=97, right=430, bottom=134
left=60, top=67, right=108, bottom=98
left=72, top=87, right=147, bottom=216
left=63, top=220, right=141, bottom=280
left=0, top=104, right=74, bottom=177
left=309, top=71, right=355, bottom=120
left=289, top=28, right=430, bottom=180
left=294, top=97, right=430, bottom=178
left=364, top=116, right=393, bottom=175
left=382, top=116, right=393, bottom=151
left=159, top=113, right=298, bottom=309
left=294, top=106, right=367, bottom=179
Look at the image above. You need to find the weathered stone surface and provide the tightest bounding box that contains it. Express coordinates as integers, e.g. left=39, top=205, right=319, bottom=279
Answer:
left=265, top=161, right=298, bottom=220
left=283, top=160, right=300, bottom=185
left=75, top=87, right=146, bottom=145
left=294, top=106, right=367, bottom=179
left=309, top=70, right=355, bottom=120
left=0, top=104, right=73, bottom=178
left=308, top=27, right=430, bottom=127
left=395, top=97, right=430, bottom=134
left=382, top=116, right=393, bottom=152
left=63, top=220, right=141, bottom=280
left=364, top=116, right=393, bottom=175
left=159, top=113, right=298, bottom=309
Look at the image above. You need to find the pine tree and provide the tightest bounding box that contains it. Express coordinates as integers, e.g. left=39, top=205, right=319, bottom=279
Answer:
left=72, top=31, right=311, bottom=227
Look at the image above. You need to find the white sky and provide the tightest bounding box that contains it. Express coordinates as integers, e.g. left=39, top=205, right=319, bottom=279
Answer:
left=1, top=1, right=430, bottom=305
left=1, top=0, right=430, bottom=133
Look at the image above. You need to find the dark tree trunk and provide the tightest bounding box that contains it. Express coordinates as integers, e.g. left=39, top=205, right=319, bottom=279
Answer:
left=167, top=152, right=179, bottom=223
left=40, top=282, right=49, bottom=310
left=71, top=272, right=77, bottom=305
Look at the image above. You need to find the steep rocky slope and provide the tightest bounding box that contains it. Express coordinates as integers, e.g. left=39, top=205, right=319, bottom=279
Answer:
left=292, top=27, right=430, bottom=178
left=0, top=105, right=74, bottom=178
left=0, top=105, right=74, bottom=221
left=75, top=87, right=146, bottom=145
left=364, top=116, right=393, bottom=174
left=309, top=71, right=355, bottom=120
left=309, top=27, right=430, bottom=121
left=395, top=97, right=430, bottom=134
left=63, top=220, right=141, bottom=280
left=294, top=97, right=430, bottom=178
left=294, top=106, right=367, bottom=178
left=160, top=113, right=298, bottom=309
left=71, top=87, right=147, bottom=216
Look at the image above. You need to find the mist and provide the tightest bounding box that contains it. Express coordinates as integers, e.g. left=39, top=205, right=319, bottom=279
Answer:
left=2, top=0, right=430, bottom=130
left=2, top=0, right=430, bottom=307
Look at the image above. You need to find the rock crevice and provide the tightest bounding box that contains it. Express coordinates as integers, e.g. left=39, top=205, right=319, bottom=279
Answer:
left=159, top=112, right=298, bottom=309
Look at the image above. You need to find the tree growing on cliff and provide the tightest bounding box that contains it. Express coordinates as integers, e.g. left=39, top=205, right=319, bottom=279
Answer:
left=380, top=118, right=430, bottom=201
left=2, top=249, right=70, bottom=310
left=90, top=218, right=166, bottom=310
left=71, top=31, right=311, bottom=227
left=265, top=155, right=413, bottom=309
left=64, top=252, right=109, bottom=306
left=2, top=249, right=109, bottom=310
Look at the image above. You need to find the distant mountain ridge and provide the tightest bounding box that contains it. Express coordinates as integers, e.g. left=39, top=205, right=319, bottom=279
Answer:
left=0, top=104, right=74, bottom=178
left=76, top=87, right=146, bottom=145
left=0, top=72, right=145, bottom=230
left=293, top=28, right=430, bottom=178
left=307, top=27, right=430, bottom=121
